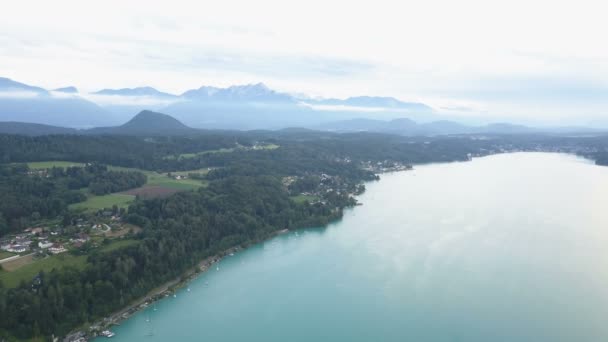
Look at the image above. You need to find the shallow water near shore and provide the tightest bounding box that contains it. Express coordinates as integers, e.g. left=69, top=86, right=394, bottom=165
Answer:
left=100, top=153, right=608, bottom=341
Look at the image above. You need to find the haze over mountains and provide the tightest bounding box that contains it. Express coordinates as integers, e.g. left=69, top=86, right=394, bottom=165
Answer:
left=0, top=76, right=438, bottom=129
left=0, top=76, right=603, bottom=135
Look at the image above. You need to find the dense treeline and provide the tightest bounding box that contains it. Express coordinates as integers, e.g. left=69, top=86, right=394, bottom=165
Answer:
left=0, top=164, right=85, bottom=235
left=88, top=170, right=146, bottom=196
left=0, top=164, right=145, bottom=235
left=0, top=134, right=247, bottom=170
left=0, top=131, right=503, bottom=173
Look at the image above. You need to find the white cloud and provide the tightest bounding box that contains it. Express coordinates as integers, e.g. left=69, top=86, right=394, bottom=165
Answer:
left=81, top=94, right=182, bottom=107
left=299, top=103, right=400, bottom=113
left=1, top=0, right=607, bottom=123
left=0, top=90, right=40, bottom=99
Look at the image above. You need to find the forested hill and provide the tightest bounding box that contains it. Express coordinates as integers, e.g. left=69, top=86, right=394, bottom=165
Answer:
left=0, top=110, right=198, bottom=136
left=87, top=110, right=198, bottom=135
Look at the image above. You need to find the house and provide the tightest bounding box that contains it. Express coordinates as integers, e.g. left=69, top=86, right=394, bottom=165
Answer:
left=0, top=241, right=11, bottom=251
left=49, top=244, right=67, bottom=254
left=73, top=233, right=90, bottom=243
left=38, top=241, right=53, bottom=249
left=7, top=244, right=27, bottom=253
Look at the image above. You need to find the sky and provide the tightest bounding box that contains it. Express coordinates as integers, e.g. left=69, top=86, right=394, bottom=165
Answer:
left=1, top=0, right=608, bottom=125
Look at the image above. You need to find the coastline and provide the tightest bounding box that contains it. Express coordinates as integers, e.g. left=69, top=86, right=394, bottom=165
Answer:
left=77, top=228, right=291, bottom=341
left=69, top=171, right=388, bottom=341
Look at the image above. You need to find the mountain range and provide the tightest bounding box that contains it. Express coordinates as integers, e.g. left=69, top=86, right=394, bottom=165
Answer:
left=0, top=77, right=604, bottom=135
left=0, top=110, right=195, bottom=136
left=0, top=77, right=438, bottom=129
left=0, top=109, right=603, bottom=138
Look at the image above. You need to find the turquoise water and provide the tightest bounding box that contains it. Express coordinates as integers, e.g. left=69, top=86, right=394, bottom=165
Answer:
left=102, top=153, right=608, bottom=341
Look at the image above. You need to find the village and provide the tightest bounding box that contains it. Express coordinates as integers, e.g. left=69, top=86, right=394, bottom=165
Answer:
left=0, top=209, right=140, bottom=287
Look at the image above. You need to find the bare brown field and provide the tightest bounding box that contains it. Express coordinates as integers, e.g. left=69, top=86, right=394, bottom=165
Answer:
left=2, top=254, right=34, bottom=271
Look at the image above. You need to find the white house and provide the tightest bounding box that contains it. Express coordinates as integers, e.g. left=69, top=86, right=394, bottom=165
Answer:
left=7, top=244, right=27, bottom=253
left=38, top=241, right=53, bottom=249
left=49, top=244, right=67, bottom=254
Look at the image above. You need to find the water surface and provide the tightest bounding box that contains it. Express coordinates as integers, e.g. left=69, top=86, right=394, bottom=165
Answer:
left=104, top=153, right=608, bottom=341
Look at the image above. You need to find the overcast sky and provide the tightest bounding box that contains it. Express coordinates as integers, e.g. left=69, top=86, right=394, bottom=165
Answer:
left=1, top=0, right=607, bottom=125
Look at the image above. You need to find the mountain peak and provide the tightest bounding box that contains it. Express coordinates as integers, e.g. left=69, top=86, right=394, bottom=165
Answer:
left=181, top=83, right=293, bottom=103
left=0, top=77, right=48, bottom=94
left=54, top=86, right=78, bottom=93
left=94, top=87, right=176, bottom=98
left=121, top=110, right=191, bottom=132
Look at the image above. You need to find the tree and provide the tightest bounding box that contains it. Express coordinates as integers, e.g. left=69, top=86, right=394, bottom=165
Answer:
left=0, top=214, right=7, bottom=236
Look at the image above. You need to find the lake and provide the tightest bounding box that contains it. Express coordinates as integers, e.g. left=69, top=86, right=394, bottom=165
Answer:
left=102, top=153, right=608, bottom=341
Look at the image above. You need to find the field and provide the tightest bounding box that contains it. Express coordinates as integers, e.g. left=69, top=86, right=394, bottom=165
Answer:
left=0, top=254, right=88, bottom=288
left=122, top=185, right=181, bottom=199
left=24, top=161, right=206, bottom=210
left=146, top=172, right=206, bottom=190
left=0, top=251, right=15, bottom=260
left=69, top=193, right=135, bottom=211
left=290, top=194, right=320, bottom=203
left=256, top=143, right=280, bottom=150
left=1, top=254, right=34, bottom=271
left=171, top=168, right=212, bottom=177
left=108, top=166, right=206, bottom=190
left=27, top=161, right=85, bottom=169
left=100, top=239, right=139, bottom=253
left=164, top=143, right=279, bottom=160
left=164, top=147, right=237, bottom=160
left=103, top=224, right=142, bottom=238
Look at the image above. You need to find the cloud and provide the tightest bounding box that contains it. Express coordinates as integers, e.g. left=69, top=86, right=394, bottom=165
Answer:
left=49, top=91, right=79, bottom=99
left=301, top=103, right=403, bottom=113
left=0, top=90, right=41, bottom=99
left=1, top=0, right=608, bottom=124
left=81, top=93, right=182, bottom=107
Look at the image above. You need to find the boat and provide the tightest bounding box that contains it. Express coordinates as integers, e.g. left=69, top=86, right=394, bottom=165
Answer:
left=101, top=330, right=115, bottom=338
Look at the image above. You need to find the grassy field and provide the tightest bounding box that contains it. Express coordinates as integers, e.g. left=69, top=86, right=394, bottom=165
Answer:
left=147, top=172, right=206, bottom=190
left=100, top=239, right=140, bottom=253
left=27, top=161, right=85, bottom=169
left=164, top=143, right=279, bottom=160
left=172, top=168, right=212, bottom=176
left=108, top=166, right=206, bottom=190
left=164, top=147, right=237, bottom=160
left=0, top=254, right=88, bottom=288
left=1, top=254, right=34, bottom=271
left=24, top=161, right=205, bottom=210
left=256, top=143, right=280, bottom=150
left=0, top=251, right=15, bottom=260
left=69, top=193, right=135, bottom=211
left=290, top=194, right=320, bottom=203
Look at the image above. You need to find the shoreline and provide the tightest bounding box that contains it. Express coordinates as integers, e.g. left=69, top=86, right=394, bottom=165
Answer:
left=78, top=228, right=291, bottom=341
